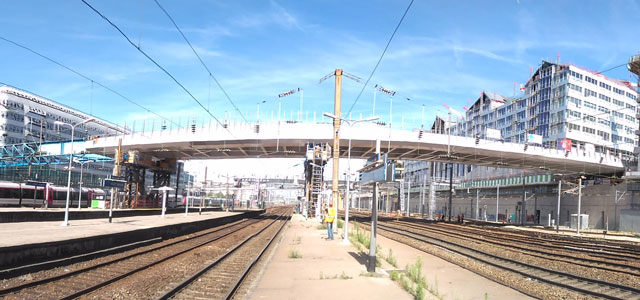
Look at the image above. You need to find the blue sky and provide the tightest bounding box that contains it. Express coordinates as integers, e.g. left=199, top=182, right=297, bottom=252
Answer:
left=1, top=0, right=639, bottom=130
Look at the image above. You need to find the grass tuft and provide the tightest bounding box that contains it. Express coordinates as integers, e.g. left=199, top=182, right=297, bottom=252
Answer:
left=384, top=248, right=398, bottom=268
left=288, top=249, right=302, bottom=259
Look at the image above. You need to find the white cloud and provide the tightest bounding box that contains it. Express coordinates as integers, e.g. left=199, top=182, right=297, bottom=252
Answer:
left=231, top=0, right=303, bottom=31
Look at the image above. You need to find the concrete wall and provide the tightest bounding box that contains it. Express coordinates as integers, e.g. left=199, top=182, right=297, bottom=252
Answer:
left=416, top=182, right=635, bottom=231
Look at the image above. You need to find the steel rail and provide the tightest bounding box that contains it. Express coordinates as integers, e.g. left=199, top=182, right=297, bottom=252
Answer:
left=0, top=217, right=258, bottom=297
left=156, top=208, right=291, bottom=300
left=390, top=220, right=640, bottom=276
left=365, top=220, right=640, bottom=299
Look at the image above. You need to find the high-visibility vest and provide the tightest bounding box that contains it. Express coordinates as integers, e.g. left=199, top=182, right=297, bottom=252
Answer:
left=325, top=207, right=336, bottom=223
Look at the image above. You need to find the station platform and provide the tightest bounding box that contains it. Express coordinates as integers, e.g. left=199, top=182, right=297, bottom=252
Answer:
left=247, top=214, right=532, bottom=300
left=0, top=206, right=223, bottom=223
left=0, top=209, right=262, bottom=274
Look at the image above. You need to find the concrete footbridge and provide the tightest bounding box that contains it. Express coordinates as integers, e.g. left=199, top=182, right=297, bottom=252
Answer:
left=67, top=121, right=626, bottom=175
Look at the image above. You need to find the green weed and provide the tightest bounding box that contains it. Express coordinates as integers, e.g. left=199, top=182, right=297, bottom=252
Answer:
left=288, top=249, right=302, bottom=259
left=385, top=248, right=398, bottom=268
left=390, top=269, right=399, bottom=281
left=339, top=271, right=352, bottom=279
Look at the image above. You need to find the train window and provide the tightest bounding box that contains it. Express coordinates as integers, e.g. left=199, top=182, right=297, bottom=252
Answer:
left=55, top=191, right=66, bottom=200
left=36, top=189, right=44, bottom=199
left=22, top=189, right=35, bottom=199
left=9, top=188, right=20, bottom=199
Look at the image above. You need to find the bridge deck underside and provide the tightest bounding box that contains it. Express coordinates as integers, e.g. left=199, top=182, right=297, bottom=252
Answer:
left=86, top=137, right=624, bottom=176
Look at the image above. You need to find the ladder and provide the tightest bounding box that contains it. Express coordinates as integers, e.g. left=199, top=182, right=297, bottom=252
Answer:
left=309, top=164, right=323, bottom=217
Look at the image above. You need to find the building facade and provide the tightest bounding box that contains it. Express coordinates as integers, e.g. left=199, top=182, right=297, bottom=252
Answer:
left=0, top=85, right=193, bottom=198
left=460, top=61, right=638, bottom=163
left=401, top=60, right=640, bottom=229
left=0, top=85, right=123, bottom=145
left=413, top=60, right=639, bottom=183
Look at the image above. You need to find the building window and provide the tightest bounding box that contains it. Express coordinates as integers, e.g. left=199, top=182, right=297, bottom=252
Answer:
left=583, top=114, right=596, bottom=123
left=582, top=126, right=595, bottom=135
left=568, top=96, right=581, bottom=107
left=626, top=103, right=636, bottom=111
left=612, top=111, right=624, bottom=118
left=584, top=101, right=597, bottom=110
left=567, top=123, right=580, bottom=131
left=568, top=83, right=582, bottom=93
left=613, top=99, right=625, bottom=107
left=567, top=109, right=581, bottom=119
left=584, top=88, right=597, bottom=98
left=597, top=130, right=610, bottom=141
left=599, top=94, right=611, bottom=102
left=598, top=118, right=610, bottom=126
left=625, top=114, right=635, bottom=122
left=598, top=106, right=610, bottom=114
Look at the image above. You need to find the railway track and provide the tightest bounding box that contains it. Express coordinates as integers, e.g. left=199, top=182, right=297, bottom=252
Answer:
left=438, top=221, right=640, bottom=259
left=0, top=207, right=291, bottom=300
left=393, top=220, right=640, bottom=276
left=350, top=213, right=640, bottom=299
left=158, top=208, right=291, bottom=300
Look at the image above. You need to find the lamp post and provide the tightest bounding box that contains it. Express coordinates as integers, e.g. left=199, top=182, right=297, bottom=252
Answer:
left=55, top=118, right=95, bottom=226
left=256, top=100, right=265, bottom=123
left=76, top=159, right=95, bottom=209
left=374, top=85, right=396, bottom=152
left=323, top=112, right=379, bottom=244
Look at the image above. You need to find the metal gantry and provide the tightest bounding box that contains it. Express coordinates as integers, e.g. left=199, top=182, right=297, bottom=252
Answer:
left=0, top=142, right=112, bottom=167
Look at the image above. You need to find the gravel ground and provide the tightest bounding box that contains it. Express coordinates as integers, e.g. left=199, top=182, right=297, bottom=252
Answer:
left=78, top=218, right=273, bottom=299
left=358, top=220, right=595, bottom=300
left=1, top=208, right=290, bottom=300
left=0, top=219, right=248, bottom=291
left=232, top=220, right=290, bottom=300
left=393, top=222, right=640, bottom=289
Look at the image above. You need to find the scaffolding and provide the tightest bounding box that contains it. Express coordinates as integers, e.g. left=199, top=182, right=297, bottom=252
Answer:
left=304, top=143, right=330, bottom=217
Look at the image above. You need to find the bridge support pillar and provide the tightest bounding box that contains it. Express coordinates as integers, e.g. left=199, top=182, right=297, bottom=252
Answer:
left=125, top=166, right=145, bottom=208
left=152, top=170, right=172, bottom=208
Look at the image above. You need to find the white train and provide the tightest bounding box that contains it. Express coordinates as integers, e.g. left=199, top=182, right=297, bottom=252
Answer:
left=181, top=195, right=226, bottom=208
left=0, top=181, right=108, bottom=208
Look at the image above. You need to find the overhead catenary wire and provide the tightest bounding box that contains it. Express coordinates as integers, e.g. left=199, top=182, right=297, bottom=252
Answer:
left=153, top=0, right=247, bottom=123
left=0, top=35, right=178, bottom=129
left=594, top=62, right=628, bottom=75
left=81, top=0, right=231, bottom=134
left=345, top=0, right=414, bottom=116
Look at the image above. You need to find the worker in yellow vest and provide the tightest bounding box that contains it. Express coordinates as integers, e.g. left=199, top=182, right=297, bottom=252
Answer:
left=325, top=203, right=336, bottom=240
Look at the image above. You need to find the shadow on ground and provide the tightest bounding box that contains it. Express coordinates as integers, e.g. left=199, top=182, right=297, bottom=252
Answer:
left=348, top=251, right=369, bottom=267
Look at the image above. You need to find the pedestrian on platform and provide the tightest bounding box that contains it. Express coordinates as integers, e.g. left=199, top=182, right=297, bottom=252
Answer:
left=325, top=203, right=336, bottom=240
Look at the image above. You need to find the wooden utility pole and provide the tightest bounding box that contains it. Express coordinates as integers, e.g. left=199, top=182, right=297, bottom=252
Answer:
left=332, top=69, right=342, bottom=232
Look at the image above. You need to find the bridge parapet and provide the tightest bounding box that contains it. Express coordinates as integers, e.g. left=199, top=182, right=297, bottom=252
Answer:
left=59, top=120, right=626, bottom=174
